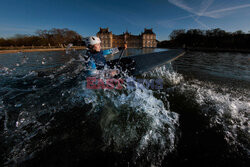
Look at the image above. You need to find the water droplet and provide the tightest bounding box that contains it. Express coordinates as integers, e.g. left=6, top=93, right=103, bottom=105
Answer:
left=15, top=103, right=22, bottom=108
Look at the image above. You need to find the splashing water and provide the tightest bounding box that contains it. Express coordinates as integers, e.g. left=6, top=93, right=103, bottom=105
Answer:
left=0, top=50, right=249, bottom=166
left=175, top=81, right=249, bottom=153
left=0, top=50, right=181, bottom=166
left=142, top=63, right=184, bottom=86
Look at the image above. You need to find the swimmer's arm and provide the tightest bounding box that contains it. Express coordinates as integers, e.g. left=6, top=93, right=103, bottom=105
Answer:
left=88, top=60, right=99, bottom=76
left=102, top=46, right=126, bottom=56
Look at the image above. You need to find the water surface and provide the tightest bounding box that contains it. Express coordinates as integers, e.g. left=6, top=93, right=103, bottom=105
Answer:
left=0, top=49, right=249, bottom=167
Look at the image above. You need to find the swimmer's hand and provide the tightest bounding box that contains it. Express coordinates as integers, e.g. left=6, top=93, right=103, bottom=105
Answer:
left=109, top=69, right=119, bottom=77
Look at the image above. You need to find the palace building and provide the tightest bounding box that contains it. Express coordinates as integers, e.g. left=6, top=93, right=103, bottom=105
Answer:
left=96, top=28, right=157, bottom=48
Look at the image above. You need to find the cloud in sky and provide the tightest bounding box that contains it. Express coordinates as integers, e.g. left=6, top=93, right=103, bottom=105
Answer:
left=158, top=0, right=250, bottom=30
left=168, top=0, right=250, bottom=18
left=204, top=3, right=250, bottom=17
left=0, top=27, right=32, bottom=33
left=0, top=24, right=47, bottom=38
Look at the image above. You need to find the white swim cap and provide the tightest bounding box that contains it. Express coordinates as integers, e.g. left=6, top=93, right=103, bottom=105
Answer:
left=85, top=36, right=101, bottom=47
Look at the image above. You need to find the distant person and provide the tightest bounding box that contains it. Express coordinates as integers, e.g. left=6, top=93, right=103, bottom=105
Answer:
left=84, top=36, right=127, bottom=77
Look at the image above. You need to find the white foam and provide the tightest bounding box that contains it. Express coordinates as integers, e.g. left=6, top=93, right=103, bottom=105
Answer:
left=88, top=85, right=179, bottom=164
left=142, top=63, right=184, bottom=86
left=177, top=80, right=249, bottom=152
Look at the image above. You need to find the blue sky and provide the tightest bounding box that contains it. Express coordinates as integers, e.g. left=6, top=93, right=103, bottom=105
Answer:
left=0, top=0, right=250, bottom=40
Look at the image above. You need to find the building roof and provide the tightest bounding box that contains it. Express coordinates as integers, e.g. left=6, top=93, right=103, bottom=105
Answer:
left=97, top=27, right=155, bottom=36
left=98, top=28, right=111, bottom=34
left=142, top=28, right=155, bottom=35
